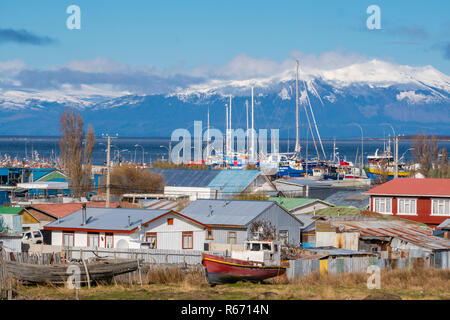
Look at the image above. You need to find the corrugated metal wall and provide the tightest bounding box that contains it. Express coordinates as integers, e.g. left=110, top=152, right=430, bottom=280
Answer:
left=249, top=204, right=303, bottom=245
left=287, top=253, right=449, bottom=280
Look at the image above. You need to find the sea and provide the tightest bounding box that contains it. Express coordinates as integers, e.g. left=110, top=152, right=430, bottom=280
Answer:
left=0, top=136, right=449, bottom=166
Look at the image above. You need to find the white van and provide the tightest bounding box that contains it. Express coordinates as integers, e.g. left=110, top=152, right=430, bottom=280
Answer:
left=22, top=230, right=44, bottom=244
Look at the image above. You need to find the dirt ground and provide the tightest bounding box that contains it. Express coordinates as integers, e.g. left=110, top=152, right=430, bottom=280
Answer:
left=13, top=268, right=450, bottom=300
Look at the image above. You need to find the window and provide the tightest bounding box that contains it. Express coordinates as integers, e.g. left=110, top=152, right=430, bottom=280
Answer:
left=145, top=232, right=157, bottom=249
left=374, top=197, right=392, bottom=214
left=279, top=230, right=289, bottom=245
left=397, top=198, right=417, bottom=215
left=182, top=232, right=193, bottom=249
left=251, top=243, right=261, bottom=251
left=63, top=232, right=74, bottom=247
left=105, top=233, right=114, bottom=248
left=206, top=230, right=213, bottom=240
left=227, top=231, right=237, bottom=244
left=431, top=198, right=450, bottom=216
left=167, top=218, right=174, bottom=225
left=87, top=233, right=99, bottom=248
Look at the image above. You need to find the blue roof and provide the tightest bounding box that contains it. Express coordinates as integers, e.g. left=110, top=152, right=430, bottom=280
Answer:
left=208, top=170, right=261, bottom=195
left=150, top=168, right=220, bottom=187
left=149, top=169, right=261, bottom=195
left=181, top=199, right=276, bottom=226
left=44, top=207, right=172, bottom=232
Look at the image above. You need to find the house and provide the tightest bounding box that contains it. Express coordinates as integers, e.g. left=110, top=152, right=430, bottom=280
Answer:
left=0, top=206, right=48, bottom=232
left=270, top=197, right=334, bottom=215
left=151, top=168, right=276, bottom=200
left=273, top=178, right=332, bottom=198
left=180, top=199, right=304, bottom=250
left=0, top=212, right=22, bottom=252
left=364, top=178, right=450, bottom=227
left=294, top=214, right=327, bottom=248
left=44, top=207, right=211, bottom=251
left=314, top=219, right=450, bottom=259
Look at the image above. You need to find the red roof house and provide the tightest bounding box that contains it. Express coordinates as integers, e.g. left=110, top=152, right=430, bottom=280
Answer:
left=364, top=178, right=450, bottom=227
left=30, top=202, right=121, bottom=219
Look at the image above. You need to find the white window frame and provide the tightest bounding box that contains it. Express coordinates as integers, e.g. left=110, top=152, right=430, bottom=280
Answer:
left=431, top=198, right=450, bottom=216
left=397, top=198, right=417, bottom=216
left=373, top=197, right=392, bottom=214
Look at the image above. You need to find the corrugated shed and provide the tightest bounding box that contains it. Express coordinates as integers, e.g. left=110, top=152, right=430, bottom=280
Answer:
left=0, top=214, right=22, bottom=234
left=331, top=220, right=450, bottom=251
left=150, top=168, right=220, bottom=187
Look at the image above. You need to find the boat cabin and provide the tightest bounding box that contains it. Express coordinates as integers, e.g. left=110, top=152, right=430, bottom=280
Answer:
left=231, top=240, right=281, bottom=266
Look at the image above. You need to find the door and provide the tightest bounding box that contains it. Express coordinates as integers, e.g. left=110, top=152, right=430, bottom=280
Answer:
left=105, top=233, right=114, bottom=248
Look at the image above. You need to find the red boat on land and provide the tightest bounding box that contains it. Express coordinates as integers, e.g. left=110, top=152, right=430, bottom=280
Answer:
left=201, top=241, right=288, bottom=285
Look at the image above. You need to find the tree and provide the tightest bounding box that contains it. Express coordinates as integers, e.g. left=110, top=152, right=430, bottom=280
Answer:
left=108, top=164, right=164, bottom=195
left=412, top=132, right=450, bottom=178
left=248, top=219, right=276, bottom=241
left=59, top=108, right=95, bottom=198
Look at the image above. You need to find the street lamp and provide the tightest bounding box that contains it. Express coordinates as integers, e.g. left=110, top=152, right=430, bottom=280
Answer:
left=160, top=145, right=170, bottom=162
left=135, top=144, right=144, bottom=165
left=350, top=123, right=364, bottom=168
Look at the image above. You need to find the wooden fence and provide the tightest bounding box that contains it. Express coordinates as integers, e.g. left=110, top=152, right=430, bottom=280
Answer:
left=63, top=247, right=223, bottom=266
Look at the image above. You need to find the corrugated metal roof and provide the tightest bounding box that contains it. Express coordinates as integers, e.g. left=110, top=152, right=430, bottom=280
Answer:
left=364, top=178, right=450, bottom=197
left=44, top=207, right=172, bottom=232
left=305, top=247, right=374, bottom=257
left=150, top=168, right=220, bottom=187
left=0, top=207, right=24, bottom=215
left=276, top=178, right=332, bottom=187
left=270, top=197, right=318, bottom=211
left=330, top=220, right=450, bottom=251
left=324, top=190, right=370, bottom=209
left=181, top=199, right=275, bottom=226
left=141, top=199, right=179, bottom=210
left=437, top=219, right=450, bottom=230
left=208, top=170, right=261, bottom=194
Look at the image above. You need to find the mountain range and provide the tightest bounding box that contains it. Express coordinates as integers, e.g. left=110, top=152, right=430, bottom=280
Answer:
left=0, top=59, right=449, bottom=138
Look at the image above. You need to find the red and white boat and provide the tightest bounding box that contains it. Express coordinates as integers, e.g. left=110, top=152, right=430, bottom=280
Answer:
left=202, top=240, right=288, bottom=285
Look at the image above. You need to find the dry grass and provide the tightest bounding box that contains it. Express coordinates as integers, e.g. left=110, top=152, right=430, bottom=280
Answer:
left=12, top=267, right=450, bottom=300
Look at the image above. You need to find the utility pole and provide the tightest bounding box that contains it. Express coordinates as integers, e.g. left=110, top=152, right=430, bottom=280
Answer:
left=394, top=135, right=399, bottom=179
left=106, top=136, right=111, bottom=208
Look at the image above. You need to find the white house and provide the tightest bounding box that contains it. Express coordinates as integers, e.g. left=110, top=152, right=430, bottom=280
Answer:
left=44, top=207, right=211, bottom=251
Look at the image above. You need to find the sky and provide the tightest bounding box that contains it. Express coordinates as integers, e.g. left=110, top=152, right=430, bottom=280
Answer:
left=0, top=0, right=449, bottom=74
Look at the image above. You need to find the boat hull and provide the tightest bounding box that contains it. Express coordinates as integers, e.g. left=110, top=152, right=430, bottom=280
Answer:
left=4, top=259, right=139, bottom=284
left=202, top=253, right=286, bottom=285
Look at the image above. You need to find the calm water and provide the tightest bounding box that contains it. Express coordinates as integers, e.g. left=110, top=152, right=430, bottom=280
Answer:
left=0, top=136, right=448, bottom=165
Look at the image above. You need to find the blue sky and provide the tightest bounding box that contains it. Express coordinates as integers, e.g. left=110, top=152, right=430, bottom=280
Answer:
left=0, top=0, right=449, bottom=73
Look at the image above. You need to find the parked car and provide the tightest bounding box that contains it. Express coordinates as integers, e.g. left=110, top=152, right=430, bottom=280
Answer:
left=22, top=230, right=44, bottom=244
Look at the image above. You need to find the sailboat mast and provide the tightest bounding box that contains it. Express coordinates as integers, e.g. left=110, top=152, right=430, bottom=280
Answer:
left=245, top=99, right=249, bottom=155
left=229, top=95, right=232, bottom=156
left=251, top=86, right=255, bottom=161
left=295, top=60, right=301, bottom=154
left=225, top=102, right=229, bottom=158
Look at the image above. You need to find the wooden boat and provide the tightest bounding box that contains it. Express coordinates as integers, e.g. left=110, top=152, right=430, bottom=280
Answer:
left=202, top=253, right=287, bottom=285
left=2, top=258, right=140, bottom=284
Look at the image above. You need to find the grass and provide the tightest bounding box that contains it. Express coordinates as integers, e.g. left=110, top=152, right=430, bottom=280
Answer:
left=12, top=266, right=450, bottom=300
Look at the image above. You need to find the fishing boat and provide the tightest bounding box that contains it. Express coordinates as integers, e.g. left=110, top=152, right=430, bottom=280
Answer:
left=365, top=148, right=410, bottom=180
left=202, top=240, right=287, bottom=285
left=2, top=257, right=140, bottom=284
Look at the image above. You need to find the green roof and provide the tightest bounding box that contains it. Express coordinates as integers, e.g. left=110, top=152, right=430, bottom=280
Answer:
left=270, top=197, right=320, bottom=211
left=0, top=207, right=24, bottom=215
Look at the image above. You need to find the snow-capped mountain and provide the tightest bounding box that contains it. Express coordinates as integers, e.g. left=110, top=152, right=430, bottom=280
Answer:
left=0, top=59, right=448, bottom=137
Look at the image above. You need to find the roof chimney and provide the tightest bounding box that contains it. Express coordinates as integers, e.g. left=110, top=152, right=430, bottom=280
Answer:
left=81, top=203, right=87, bottom=226
left=208, top=205, right=213, bottom=217
left=128, top=215, right=131, bottom=227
